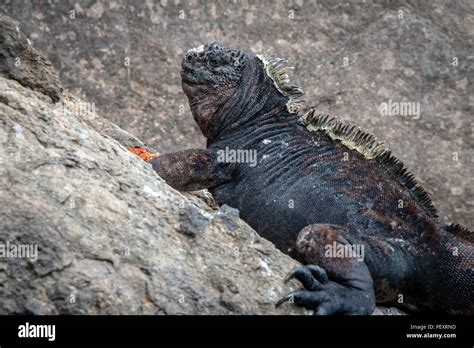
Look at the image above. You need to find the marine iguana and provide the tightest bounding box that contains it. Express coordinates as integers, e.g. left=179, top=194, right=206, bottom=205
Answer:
left=140, top=42, right=473, bottom=314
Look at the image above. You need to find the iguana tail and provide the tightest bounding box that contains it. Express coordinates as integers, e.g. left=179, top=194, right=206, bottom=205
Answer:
left=418, top=223, right=474, bottom=314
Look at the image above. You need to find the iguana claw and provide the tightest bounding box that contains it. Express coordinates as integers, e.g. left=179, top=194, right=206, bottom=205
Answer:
left=276, top=289, right=330, bottom=309
left=277, top=264, right=375, bottom=315
left=284, top=265, right=328, bottom=290
left=277, top=265, right=332, bottom=311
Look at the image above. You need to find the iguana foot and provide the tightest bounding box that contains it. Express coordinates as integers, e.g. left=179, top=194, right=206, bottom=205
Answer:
left=276, top=264, right=375, bottom=315
left=276, top=223, right=376, bottom=315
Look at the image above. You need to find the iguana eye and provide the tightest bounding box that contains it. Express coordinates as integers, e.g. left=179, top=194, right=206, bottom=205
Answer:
left=209, top=59, right=219, bottom=68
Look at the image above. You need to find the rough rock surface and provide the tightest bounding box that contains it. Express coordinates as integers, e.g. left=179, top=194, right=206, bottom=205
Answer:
left=0, top=0, right=471, bottom=228
left=0, top=14, right=62, bottom=102
left=0, top=74, right=313, bottom=315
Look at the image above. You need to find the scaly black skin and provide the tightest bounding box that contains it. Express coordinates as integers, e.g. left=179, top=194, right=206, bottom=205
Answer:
left=151, top=42, right=473, bottom=315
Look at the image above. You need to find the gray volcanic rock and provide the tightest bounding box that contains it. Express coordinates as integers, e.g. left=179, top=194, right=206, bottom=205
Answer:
left=0, top=1, right=471, bottom=228
left=0, top=14, right=62, bottom=102
left=0, top=73, right=312, bottom=315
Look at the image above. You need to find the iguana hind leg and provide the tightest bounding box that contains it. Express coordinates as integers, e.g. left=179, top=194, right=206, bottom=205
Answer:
left=277, top=223, right=376, bottom=315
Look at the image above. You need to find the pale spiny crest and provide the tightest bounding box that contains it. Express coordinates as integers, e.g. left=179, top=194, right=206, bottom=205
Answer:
left=256, top=52, right=304, bottom=113
left=300, top=110, right=387, bottom=160
left=300, top=110, right=437, bottom=216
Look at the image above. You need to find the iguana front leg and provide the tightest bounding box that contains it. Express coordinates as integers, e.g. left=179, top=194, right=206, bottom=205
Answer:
left=148, top=149, right=235, bottom=191
left=277, top=224, right=376, bottom=315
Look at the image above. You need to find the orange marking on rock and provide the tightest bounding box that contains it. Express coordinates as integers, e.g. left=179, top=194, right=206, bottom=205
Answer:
left=128, top=148, right=160, bottom=162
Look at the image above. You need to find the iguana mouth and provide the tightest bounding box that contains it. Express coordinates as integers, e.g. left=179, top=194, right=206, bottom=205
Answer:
left=181, top=59, right=214, bottom=86
left=180, top=63, right=200, bottom=84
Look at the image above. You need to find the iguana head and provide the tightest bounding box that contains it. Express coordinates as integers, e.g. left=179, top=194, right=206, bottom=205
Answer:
left=181, top=42, right=303, bottom=140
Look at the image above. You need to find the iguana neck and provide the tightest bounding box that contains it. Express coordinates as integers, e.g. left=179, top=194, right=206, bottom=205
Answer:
left=206, top=63, right=296, bottom=144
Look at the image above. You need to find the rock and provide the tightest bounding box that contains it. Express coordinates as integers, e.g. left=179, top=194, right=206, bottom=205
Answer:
left=0, top=13, right=405, bottom=315
left=0, top=14, right=62, bottom=102
left=0, top=1, right=471, bottom=228
left=0, top=74, right=311, bottom=315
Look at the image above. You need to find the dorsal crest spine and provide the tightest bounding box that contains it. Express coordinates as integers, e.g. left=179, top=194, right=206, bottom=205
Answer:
left=256, top=52, right=304, bottom=114
left=446, top=223, right=473, bottom=243
left=300, top=110, right=387, bottom=160
left=301, top=110, right=437, bottom=216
